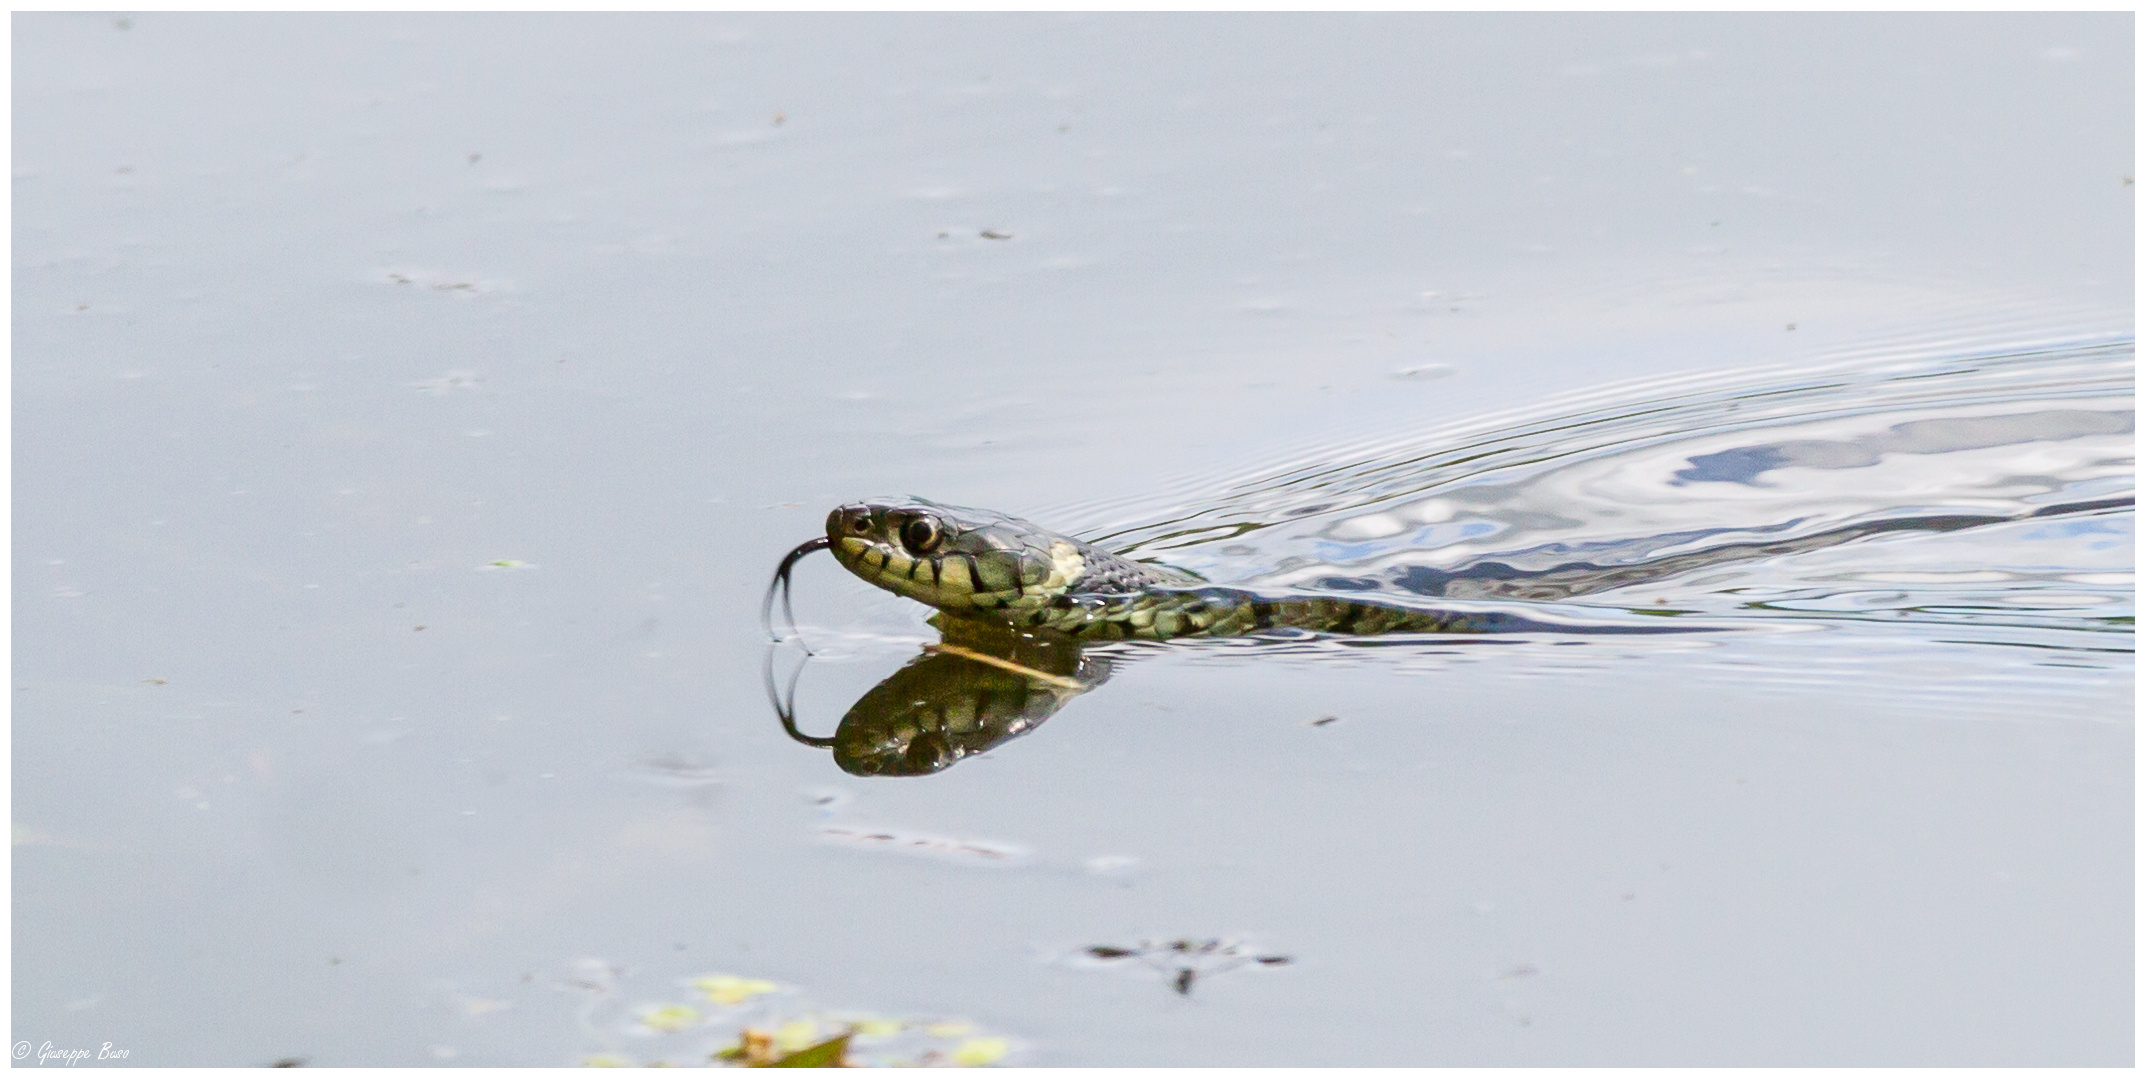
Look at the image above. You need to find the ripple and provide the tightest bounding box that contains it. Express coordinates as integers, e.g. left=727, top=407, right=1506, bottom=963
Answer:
left=1049, top=330, right=2133, bottom=653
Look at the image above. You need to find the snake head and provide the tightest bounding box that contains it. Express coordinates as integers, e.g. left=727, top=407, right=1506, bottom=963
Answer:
left=825, top=499, right=1086, bottom=615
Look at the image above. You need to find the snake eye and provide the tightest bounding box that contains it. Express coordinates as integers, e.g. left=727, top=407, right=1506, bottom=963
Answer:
left=900, top=515, right=942, bottom=554
left=842, top=508, right=873, bottom=535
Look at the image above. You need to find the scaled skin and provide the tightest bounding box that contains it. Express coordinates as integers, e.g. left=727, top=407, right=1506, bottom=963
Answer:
left=823, top=499, right=1488, bottom=640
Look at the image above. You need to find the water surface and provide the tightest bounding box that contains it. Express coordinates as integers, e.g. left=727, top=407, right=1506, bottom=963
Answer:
left=14, top=12, right=2132, bottom=1066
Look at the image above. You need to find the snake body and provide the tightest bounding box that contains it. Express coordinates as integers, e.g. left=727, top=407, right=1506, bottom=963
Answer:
left=820, top=499, right=1501, bottom=640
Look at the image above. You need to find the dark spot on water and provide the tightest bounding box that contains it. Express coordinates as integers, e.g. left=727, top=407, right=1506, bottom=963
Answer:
left=1312, top=575, right=1383, bottom=592
left=1672, top=446, right=1788, bottom=486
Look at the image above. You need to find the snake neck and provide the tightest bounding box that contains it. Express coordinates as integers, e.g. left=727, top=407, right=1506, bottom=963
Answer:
left=1057, top=540, right=1203, bottom=595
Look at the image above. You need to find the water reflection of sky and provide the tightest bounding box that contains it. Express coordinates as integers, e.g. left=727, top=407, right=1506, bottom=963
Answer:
left=15, top=12, right=2132, bottom=1068
left=1311, top=520, right=1503, bottom=564
left=2022, top=516, right=2131, bottom=548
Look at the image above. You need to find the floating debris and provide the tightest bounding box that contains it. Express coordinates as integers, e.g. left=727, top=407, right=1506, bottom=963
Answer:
left=1073, top=937, right=1293, bottom=996
left=574, top=979, right=1017, bottom=1066
left=637, top=1003, right=701, bottom=1033
left=950, top=1037, right=1011, bottom=1066
left=715, top=1029, right=848, bottom=1067
left=799, top=787, right=854, bottom=815
left=691, top=974, right=779, bottom=1007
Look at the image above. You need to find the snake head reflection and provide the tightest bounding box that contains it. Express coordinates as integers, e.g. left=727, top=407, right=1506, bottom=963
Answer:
left=774, top=624, right=1109, bottom=777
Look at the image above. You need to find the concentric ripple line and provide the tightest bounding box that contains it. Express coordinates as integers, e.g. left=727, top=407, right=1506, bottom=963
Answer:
left=1056, top=332, right=2133, bottom=562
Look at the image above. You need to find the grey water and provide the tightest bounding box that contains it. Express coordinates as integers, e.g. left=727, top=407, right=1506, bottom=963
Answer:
left=13, top=12, right=2132, bottom=1066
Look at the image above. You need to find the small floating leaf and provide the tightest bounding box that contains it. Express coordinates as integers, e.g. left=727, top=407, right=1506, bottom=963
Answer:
left=695, top=974, right=780, bottom=1005
left=924, top=1021, right=973, bottom=1039
left=581, top=1054, right=633, bottom=1067
left=951, top=1037, right=1010, bottom=1066
left=1086, top=946, right=1135, bottom=960
left=772, top=1019, right=820, bottom=1053
left=638, top=1003, right=701, bottom=1032
left=763, top=1032, right=849, bottom=1068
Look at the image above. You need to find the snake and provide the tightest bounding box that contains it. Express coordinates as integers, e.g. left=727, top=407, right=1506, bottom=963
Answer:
left=768, top=498, right=1559, bottom=642
left=763, top=493, right=2132, bottom=774
left=767, top=492, right=2139, bottom=644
